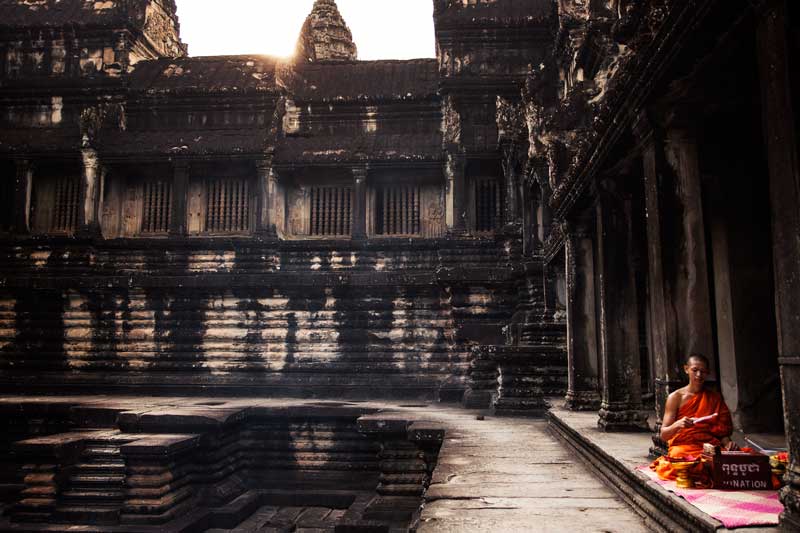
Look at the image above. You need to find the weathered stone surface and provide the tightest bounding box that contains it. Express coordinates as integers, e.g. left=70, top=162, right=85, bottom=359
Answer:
left=1, top=399, right=445, bottom=531
left=295, top=0, right=358, bottom=63
left=0, top=0, right=797, bottom=528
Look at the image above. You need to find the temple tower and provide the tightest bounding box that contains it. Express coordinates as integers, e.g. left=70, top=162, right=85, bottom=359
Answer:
left=295, top=0, right=358, bottom=62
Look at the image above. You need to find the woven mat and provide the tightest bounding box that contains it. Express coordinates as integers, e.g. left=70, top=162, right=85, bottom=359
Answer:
left=636, top=466, right=782, bottom=529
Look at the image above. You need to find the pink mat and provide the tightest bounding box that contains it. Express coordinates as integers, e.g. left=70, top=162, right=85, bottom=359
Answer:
left=636, top=466, right=783, bottom=529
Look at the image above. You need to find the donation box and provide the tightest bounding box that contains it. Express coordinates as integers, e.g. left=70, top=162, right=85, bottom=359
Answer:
left=702, top=444, right=772, bottom=490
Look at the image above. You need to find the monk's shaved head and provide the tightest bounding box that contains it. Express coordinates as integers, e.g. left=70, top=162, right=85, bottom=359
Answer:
left=686, top=353, right=710, bottom=368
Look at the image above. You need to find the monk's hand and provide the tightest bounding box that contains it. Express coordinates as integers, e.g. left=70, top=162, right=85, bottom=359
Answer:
left=677, top=417, right=695, bottom=429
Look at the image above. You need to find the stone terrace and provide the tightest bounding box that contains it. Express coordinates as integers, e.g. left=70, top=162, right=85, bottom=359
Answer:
left=0, top=396, right=649, bottom=532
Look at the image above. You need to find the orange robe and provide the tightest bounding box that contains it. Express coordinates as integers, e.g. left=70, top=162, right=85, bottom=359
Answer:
left=650, top=388, right=733, bottom=486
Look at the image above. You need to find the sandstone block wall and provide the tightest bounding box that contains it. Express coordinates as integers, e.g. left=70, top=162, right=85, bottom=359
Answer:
left=0, top=238, right=517, bottom=399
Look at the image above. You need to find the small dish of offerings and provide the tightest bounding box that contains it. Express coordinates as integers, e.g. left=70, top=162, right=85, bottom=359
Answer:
left=770, top=452, right=789, bottom=486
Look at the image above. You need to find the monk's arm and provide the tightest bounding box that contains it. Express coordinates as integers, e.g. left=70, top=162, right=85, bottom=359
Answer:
left=713, top=396, right=735, bottom=448
left=660, top=392, right=693, bottom=442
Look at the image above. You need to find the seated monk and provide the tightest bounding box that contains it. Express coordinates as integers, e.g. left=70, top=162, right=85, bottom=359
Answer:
left=651, top=354, right=734, bottom=487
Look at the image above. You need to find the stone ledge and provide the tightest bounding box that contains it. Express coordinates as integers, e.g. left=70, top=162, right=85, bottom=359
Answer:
left=546, top=406, right=781, bottom=533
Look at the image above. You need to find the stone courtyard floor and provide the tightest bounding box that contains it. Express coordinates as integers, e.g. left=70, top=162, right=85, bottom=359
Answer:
left=416, top=409, right=649, bottom=532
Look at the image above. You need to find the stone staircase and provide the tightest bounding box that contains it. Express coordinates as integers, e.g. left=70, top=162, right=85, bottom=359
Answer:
left=4, top=404, right=443, bottom=531
left=463, top=255, right=568, bottom=416
left=55, top=440, right=126, bottom=525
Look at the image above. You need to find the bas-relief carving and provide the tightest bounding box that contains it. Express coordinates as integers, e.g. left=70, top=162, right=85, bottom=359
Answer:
left=186, top=180, right=204, bottom=235
left=496, top=96, right=527, bottom=144
left=142, top=2, right=184, bottom=58
left=442, top=96, right=462, bottom=148
left=421, top=185, right=446, bottom=239
left=286, top=186, right=308, bottom=237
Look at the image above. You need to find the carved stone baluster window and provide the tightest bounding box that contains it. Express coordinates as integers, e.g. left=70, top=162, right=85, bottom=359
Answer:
left=375, top=184, right=421, bottom=236
left=54, top=176, right=80, bottom=232
left=474, top=177, right=503, bottom=232
left=32, top=175, right=80, bottom=234
left=141, top=179, right=172, bottom=234
left=309, top=186, right=352, bottom=237
left=204, top=177, right=250, bottom=234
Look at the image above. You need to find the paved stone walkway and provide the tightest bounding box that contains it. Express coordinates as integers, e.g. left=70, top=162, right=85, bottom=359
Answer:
left=415, top=408, right=649, bottom=533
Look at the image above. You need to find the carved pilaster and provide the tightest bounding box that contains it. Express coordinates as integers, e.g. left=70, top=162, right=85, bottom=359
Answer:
left=595, top=178, right=648, bottom=432
left=564, top=217, right=601, bottom=411
left=78, top=148, right=101, bottom=236
left=446, top=152, right=467, bottom=235
left=497, top=96, right=528, bottom=229
left=352, top=165, right=368, bottom=240
left=522, top=164, right=547, bottom=255
left=501, top=142, right=524, bottom=227
left=538, top=182, right=553, bottom=245
left=255, top=158, right=277, bottom=237
left=169, top=161, right=189, bottom=236
left=756, top=1, right=800, bottom=527
left=13, top=159, right=33, bottom=235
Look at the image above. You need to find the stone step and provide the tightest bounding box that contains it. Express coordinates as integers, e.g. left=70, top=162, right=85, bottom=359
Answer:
left=68, top=474, right=126, bottom=487
left=73, top=462, right=126, bottom=472
left=82, top=446, right=122, bottom=458
left=60, top=488, right=125, bottom=501
left=54, top=505, right=121, bottom=525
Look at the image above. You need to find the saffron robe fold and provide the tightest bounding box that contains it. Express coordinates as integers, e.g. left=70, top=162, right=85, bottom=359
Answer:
left=650, top=388, right=733, bottom=486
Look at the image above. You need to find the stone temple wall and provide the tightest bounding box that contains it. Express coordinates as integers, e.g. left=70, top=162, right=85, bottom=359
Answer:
left=0, top=238, right=517, bottom=400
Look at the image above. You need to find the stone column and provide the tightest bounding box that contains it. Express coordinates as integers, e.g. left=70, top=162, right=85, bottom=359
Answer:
left=595, top=179, right=648, bottom=432
left=662, top=108, right=716, bottom=362
left=564, top=218, right=602, bottom=411
left=255, top=158, right=276, bottom=237
left=352, top=165, right=368, bottom=240
left=447, top=153, right=468, bottom=234
left=79, top=147, right=101, bottom=236
left=538, top=183, right=553, bottom=244
left=169, top=161, right=189, bottom=236
left=757, top=2, right=800, bottom=528
left=502, top=143, right=522, bottom=226
left=269, top=167, right=280, bottom=236
left=13, top=159, right=33, bottom=234
left=635, top=112, right=681, bottom=456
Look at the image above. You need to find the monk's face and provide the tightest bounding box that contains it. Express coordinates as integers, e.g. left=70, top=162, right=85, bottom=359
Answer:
left=684, top=359, right=709, bottom=386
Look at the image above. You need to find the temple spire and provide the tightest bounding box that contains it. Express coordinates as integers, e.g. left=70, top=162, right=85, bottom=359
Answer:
left=294, top=0, right=358, bottom=63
